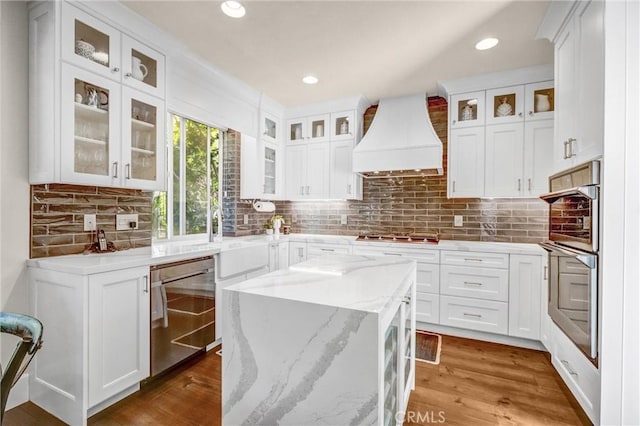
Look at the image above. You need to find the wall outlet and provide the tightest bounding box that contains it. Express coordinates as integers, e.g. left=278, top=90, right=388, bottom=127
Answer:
left=243, top=214, right=249, bottom=225
left=116, top=214, right=139, bottom=230
left=454, top=215, right=463, bottom=227
left=83, top=214, right=97, bottom=231
left=340, top=214, right=347, bottom=225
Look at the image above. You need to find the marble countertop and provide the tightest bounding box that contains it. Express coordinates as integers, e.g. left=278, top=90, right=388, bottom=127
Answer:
left=26, top=233, right=544, bottom=275
left=224, top=254, right=416, bottom=314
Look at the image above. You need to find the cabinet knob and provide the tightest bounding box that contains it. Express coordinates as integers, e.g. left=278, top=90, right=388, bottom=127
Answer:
left=112, top=67, right=120, bottom=73
left=518, top=112, right=523, bottom=117
left=452, top=120, right=457, bottom=125
left=125, top=72, right=133, bottom=78
left=528, top=111, right=534, bottom=116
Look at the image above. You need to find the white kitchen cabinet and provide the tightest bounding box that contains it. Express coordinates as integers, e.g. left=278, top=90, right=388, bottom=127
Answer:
left=485, top=85, right=525, bottom=125
left=61, top=2, right=165, bottom=98
left=415, top=292, right=439, bottom=325
left=523, top=119, right=554, bottom=195
left=30, top=1, right=167, bottom=189
left=524, top=80, right=555, bottom=121
left=260, top=111, right=279, bottom=144
left=287, top=114, right=330, bottom=143
left=268, top=241, right=289, bottom=272
left=448, top=127, right=485, bottom=197
left=508, top=255, right=542, bottom=340
left=88, top=268, right=150, bottom=407
left=329, top=110, right=356, bottom=141
left=285, top=144, right=330, bottom=199
left=540, top=257, right=551, bottom=351
left=60, top=63, right=165, bottom=190
left=330, top=140, right=362, bottom=200
left=553, top=0, right=604, bottom=172
left=241, top=135, right=282, bottom=200
left=289, top=241, right=308, bottom=265
left=450, top=91, right=485, bottom=128
left=440, top=295, right=509, bottom=335
left=484, top=123, right=525, bottom=197
left=306, top=242, right=351, bottom=258
left=440, top=265, right=509, bottom=302
left=29, top=265, right=150, bottom=425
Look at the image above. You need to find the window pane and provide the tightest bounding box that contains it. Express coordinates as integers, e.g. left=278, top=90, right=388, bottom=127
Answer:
left=152, top=191, right=167, bottom=239
left=172, top=116, right=181, bottom=236
left=185, top=119, right=208, bottom=234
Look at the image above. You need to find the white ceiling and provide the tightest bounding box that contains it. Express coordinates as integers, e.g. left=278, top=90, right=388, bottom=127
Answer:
left=123, top=0, right=553, bottom=107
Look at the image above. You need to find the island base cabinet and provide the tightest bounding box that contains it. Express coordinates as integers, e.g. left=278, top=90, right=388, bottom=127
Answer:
left=29, top=266, right=150, bottom=425
left=415, top=292, right=439, bottom=326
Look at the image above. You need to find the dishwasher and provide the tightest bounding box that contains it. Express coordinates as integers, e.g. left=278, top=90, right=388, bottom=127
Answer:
left=149, top=255, right=215, bottom=378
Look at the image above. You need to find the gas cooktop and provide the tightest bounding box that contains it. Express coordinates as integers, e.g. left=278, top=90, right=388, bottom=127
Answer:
left=356, top=233, right=439, bottom=244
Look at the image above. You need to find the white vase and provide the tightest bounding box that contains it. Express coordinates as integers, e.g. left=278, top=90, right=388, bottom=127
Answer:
left=535, top=94, right=551, bottom=112
left=273, top=219, right=282, bottom=235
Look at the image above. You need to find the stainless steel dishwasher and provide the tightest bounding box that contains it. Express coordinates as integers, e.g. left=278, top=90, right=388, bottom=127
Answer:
left=149, top=255, right=215, bottom=378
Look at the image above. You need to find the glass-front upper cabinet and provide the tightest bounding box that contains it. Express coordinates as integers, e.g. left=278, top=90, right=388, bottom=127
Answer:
left=450, top=91, right=485, bottom=128
left=330, top=110, right=355, bottom=141
left=261, top=112, right=279, bottom=144
left=263, top=143, right=278, bottom=196
left=524, top=80, right=554, bottom=121
left=122, top=35, right=165, bottom=98
left=62, top=2, right=121, bottom=80
left=61, top=63, right=119, bottom=187
left=486, top=85, right=525, bottom=124
left=123, top=87, right=165, bottom=190
left=286, top=115, right=329, bottom=143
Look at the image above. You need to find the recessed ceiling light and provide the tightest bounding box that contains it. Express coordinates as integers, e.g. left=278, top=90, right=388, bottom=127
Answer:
left=475, top=37, right=499, bottom=50
left=221, top=1, right=246, bottom=18
left=302, top=75, right=319, bottom=85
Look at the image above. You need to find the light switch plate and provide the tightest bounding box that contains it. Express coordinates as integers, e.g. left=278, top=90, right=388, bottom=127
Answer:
left=454, top=215, right=463, bottom=227
left=116, top=214, right=139, bottom=230
left=340, top=214, right=347, bottom=225
left=83, top=214, right=97, bottom=231
left=244, top=214, right=249, bottom=225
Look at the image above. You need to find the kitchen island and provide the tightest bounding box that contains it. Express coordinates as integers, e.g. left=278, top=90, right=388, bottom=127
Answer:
left=222, top=254, right=417, bottom=426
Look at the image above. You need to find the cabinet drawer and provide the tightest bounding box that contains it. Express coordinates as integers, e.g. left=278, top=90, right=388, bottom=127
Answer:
left=307, top=243, right=350, bottom=258
left=440, top=295, right=508, bottom=335
left=352, top=245, right=439, bottom=263
left=416, top=262, right=440, bottom=294
left=551, top=324, right=600, bottom=422
left=415, top=292, right=439, bottom=326
left=441, top=265, right=508, bottom=301
left=441, top=250, right=509, bottom=269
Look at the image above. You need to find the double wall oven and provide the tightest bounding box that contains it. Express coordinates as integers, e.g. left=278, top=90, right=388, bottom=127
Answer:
left=540, top=160, right=600, bottom=364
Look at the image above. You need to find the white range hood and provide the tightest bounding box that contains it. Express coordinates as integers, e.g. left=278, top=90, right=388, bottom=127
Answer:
left=353, top=94, right=443, bottom=178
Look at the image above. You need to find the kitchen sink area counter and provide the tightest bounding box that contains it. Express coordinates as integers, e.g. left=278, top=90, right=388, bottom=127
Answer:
left=222, top=254, right=417, bottom=425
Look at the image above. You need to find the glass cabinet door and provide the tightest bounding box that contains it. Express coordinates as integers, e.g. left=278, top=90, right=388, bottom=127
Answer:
left=261, top=113, right=279, bottom=144
left=383, top=308, right=400, bottom=426
left=287, top=118, right=307, bottom=143
left=122, top=35, right=166, bottom=98
left=122, top=87, right=165, bottom=190
left=486, top=85, right=524, bottom=124
left=263, top=143, right=277, bottom=196
left=450, top=91, right=485, bottom=128
left=330, top=110, right=355, bottom=140
left=524, top=80, right=554, bottom=121
left=61, top=63, right=119, bottom=186
left=307, top=114, right=330, bottom=143
left=61, top=2, right=121, bottom=80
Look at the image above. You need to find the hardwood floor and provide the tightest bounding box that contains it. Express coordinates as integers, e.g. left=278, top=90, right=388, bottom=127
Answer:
left=4, top=335, right=590, bottom=425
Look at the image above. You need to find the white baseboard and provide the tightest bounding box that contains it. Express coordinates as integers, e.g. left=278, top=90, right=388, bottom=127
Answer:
left=6, top=373, right=29, bottom=411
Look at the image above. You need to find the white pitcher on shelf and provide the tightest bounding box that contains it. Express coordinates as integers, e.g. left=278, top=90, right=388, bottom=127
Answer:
left=131, top=56, right=148, bottom=82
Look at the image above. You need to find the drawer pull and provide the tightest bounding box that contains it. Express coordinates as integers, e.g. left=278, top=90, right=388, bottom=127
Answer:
left=464, top=258, right=483, bottom=262
left=384, top=252, right=402, bottom=256
left=463, top=312, right=482, bottom=318
left=561, top=359, right=578, bottom=377
left=320, top=248, right=335, bottom=252
left=463, top=281, right=483, bottom=286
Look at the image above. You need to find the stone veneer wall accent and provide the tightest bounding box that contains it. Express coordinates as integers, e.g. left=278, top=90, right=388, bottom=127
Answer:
left=30, top=184, right=152, bottom=258
left=227, top=97, right=548, bottom=243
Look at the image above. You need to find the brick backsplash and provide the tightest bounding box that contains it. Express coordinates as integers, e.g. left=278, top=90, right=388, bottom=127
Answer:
left=31, top=184, right=152, bottom=258
left=227, top=97, right=549, bottom=243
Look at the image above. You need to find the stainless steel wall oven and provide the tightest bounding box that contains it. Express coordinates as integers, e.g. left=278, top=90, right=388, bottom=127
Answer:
left=540, top=160, right=600, bottom=364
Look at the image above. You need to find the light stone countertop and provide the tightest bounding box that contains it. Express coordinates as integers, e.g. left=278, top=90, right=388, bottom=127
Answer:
left=26, top=233, right=544, bottom=275
left=224, top=254, right=416, bottom=314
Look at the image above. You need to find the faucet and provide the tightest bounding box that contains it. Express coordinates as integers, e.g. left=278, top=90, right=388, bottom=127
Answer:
left=210, top=208, right=223, bottom=242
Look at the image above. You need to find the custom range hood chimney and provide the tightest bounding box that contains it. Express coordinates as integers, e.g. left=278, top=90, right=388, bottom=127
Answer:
left=353, top=94, right=443, bottom=178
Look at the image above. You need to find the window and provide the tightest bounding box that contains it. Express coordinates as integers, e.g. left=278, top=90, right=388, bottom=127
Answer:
left=153, top=115, right=220, bottom=239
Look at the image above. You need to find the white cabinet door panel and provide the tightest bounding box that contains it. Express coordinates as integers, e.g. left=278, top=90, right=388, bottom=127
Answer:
left=415, top=292, right=439, bottom=326
left=485, top=123, right=524, bottom=197
left=508, top=255, right=542, bottom=340
left=441, top=265, right=509, bottom=302
left=449, top=127, right=485, bottom=197
left=440, top=295, right=508, bottom=335
left=524, top=120, right=554, bottom=196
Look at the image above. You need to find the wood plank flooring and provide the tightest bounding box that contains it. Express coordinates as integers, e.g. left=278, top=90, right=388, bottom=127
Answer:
left=4, top=335, right=591, bottom=425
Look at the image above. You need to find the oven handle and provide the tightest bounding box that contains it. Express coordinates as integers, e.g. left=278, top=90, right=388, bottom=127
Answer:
left=538, top=242, right=597, bottom=268
left=539, top=185, right=598, bottom=204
